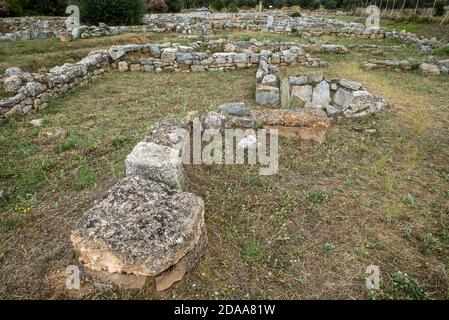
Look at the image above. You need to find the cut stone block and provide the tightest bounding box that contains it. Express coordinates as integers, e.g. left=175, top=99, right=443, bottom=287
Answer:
left=291, top=85, right=312, bottom=108
left=280, top=77, right=290, bottom=109
left=339, top=79, right=362, bottom=91
left=125, top=142, right=184, bottom=189
left=252, top=108, right=330, bottom=143
left=155, top=229, right=207, bottom=291
left=218, top=102, right=250, bottom=117
left=333, top=88, right=353, bottom=109
left=312, top=81, right=331, bottom=106
left=255, top=85, right=280, bottom=105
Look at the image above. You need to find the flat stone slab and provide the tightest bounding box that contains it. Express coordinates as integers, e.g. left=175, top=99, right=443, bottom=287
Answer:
left=71, top=176, right=205, bottom=277
left=218, top=102, right=250, bottom=117
left=252, top=108, right=330, bottom=129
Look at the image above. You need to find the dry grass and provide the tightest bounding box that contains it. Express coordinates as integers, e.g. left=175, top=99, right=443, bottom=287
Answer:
left=0, top=33, right=448, bottom=300
left=0, top=32, right=187, bottom=74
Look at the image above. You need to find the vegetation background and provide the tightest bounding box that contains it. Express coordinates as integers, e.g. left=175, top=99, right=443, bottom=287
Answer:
left=0, top=0, right=447, bottom=18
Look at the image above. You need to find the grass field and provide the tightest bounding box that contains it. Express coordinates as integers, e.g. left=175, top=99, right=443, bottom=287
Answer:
left=0, top=29, right=448, bottom=300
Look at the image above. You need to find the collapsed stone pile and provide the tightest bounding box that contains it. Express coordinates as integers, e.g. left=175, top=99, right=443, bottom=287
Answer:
left=256, top=63, right=389, bottom=119
left=0, top=40, right=328, bottom=118
left=361, top=58, right=449, bottom=75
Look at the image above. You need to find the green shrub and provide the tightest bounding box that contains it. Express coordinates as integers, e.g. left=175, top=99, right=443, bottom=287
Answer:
left=290, top=11, right=301, bottom=17
left=227, top=4, right=239, bottom=12
left=432, top=45, right=449, bottom=57
left=392, top=272, right=430, bottom=300
left=74, top=0, right=146, bottom=26
left=435, top=0, right=446, bottom=16
left=147, top=0, right=168, bottom=12
left=212, top=0, right=224, bottom=11
left=322, top=0, right=337, bottom=9
left=4, top=0, right=67, bottom=16
left=27, top=0, right=67, bottom=15
left=0, top=0, right=9, bottom=17
left=6, top=0, right=26, bottom=16
left=165, top=0, right=181, bottom=12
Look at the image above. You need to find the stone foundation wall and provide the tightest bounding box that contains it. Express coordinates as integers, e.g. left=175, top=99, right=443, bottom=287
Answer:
left=0, top=40, right=327, bottom=118
left=361, top=58, right=449, bottom=75
left=1, top=13, right=444, bottom=54
left=256, top=62, right=389, bottom=119
left=71, top=101, right=331, bottom=290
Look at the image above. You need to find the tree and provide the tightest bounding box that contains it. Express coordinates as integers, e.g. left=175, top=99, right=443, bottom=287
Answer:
left=74, top=0, right=146, bottom=25
left=434, top=0, right=446, bottom=15
left=148, top=0, right=169, bottom=12
left=213, top=0, right=225, bottom=10
left=166, top=0, right=182, bottom=12
left=0, top=0, right=9, bottom=17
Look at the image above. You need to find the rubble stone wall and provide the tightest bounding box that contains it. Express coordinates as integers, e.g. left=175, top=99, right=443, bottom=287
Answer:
left=0, top=40, right=327, bottom=118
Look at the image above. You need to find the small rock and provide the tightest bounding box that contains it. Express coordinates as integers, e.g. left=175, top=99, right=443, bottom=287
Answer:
left=261, top=74, right=278, bottom=87
left=5, top=67, right=23, bottom=77
left=71, top=175, right=206, bottom=280
left=30, top=119, right=44, bottom=127
left=291, top=85, right=312, bottom=108
left=117, top=61, right=129, bottom=72
left=224, top=43, right=236, bottom=52
left=201, top=111, right=226, bottom=130
left=161, top=48, right=177, bottom=63
left=307, top=71, right=323, bottom=83
left=419, top=63, right=440, bottom=75
left=4, top=75, right=23, bottom=93
left=288, top=76, right=308, bottom=86
left=218, top=102, right=250, bottom=117
left=26, top=82, right=47, bottom=97
left=38, top=128, right=68, bottom=141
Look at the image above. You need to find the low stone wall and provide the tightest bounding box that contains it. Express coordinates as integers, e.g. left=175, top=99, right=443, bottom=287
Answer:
left=0, top=23, right=147, bottom=41
left=361, top=58, right=449, bottom=75
left=71, top=101, right=330, bottom=290
left=143, top=13, right=444, bottom=52
left=0, top=40, right=327, bottom=118
left=1, top=12, right=444, bottom=54
left=256, top=62, right=389, bottom=119
left=203, top=37, right=349, bottom=55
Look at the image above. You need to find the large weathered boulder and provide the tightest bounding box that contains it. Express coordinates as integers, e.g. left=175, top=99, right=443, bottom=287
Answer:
left=125, top=142, right=184, bottom=189
left=71, top=176, right=206, bottom=283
